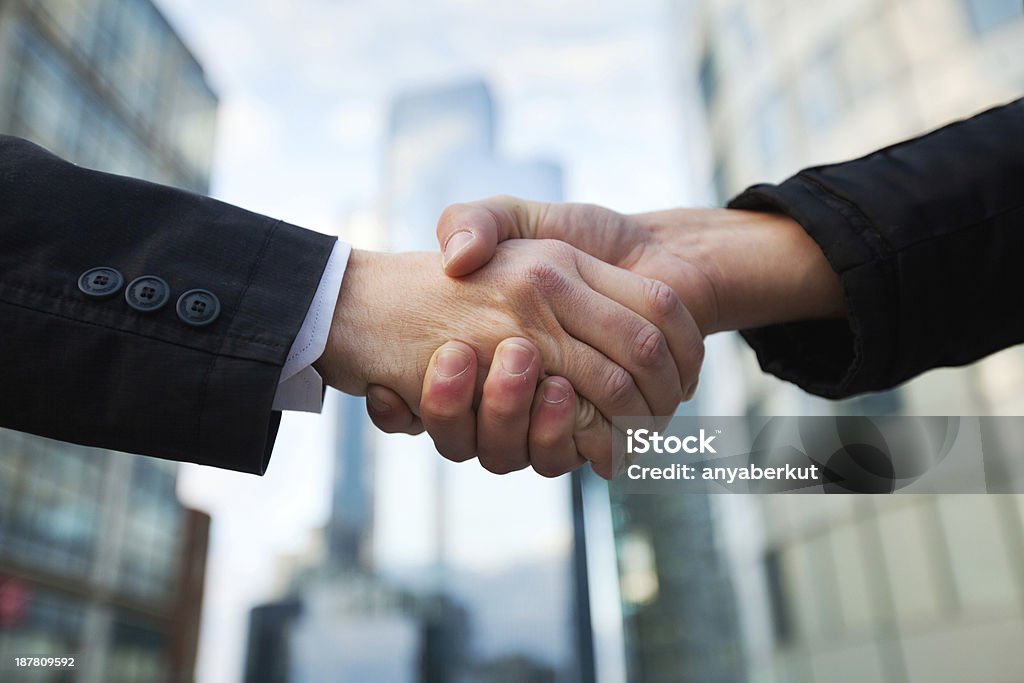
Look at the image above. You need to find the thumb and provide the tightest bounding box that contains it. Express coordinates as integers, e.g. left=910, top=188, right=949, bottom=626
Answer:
left=366, top=385, right=424, bottom=435
left=437, top=196, right=543, bottom=277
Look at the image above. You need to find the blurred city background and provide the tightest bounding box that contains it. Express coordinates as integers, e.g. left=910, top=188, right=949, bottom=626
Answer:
left=0, top=0, right=1022, bottom=681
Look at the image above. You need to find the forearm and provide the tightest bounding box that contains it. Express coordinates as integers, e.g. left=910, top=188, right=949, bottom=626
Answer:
left=728, top=98, right=1024, bottom=397
left=0, top=135, right=336, bottom=472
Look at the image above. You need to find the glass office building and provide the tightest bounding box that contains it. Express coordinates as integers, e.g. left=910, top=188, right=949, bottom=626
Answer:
left=242, top=80, right=577, bottom=683
left=604, top=1, right=1024, bottom=681
left=0, top=1, right=217, bottom=681
left=0, top=0, right=217, bottom=193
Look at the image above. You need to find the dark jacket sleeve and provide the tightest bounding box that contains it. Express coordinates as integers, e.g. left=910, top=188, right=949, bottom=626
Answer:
left=728, top=98, right=1024, bottom=399
left=0, top=135, right=337, bottom=473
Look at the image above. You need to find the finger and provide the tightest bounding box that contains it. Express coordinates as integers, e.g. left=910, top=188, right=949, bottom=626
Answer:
left=419, top=342, right=479, bottom=463
left=366, top=385, right=424, bottom=435
left=437, top=196, right=546, bottom=277
left=545, top=329, right=652, bottom=433
left=527, top=377, right=586, bottom=478
left=477, top=338, right=542, bottom=475
left=574, top=254, right=704, bottom=415
left=571, top=394, right=619, bottom=480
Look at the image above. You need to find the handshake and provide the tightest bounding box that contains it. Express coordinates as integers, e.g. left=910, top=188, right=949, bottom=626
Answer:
left=313, top=196, right=845, bottom=479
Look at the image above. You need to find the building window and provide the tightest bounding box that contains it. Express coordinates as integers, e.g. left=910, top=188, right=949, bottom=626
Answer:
left=108, top=614, right=166, bottom=683
left=2, top=441, right=104, bottom=578
left=118, top=459, right=182, bottom=601
left=0, top=587, right=85, bottom=665
left=964, top=0, right=1023, bottom=33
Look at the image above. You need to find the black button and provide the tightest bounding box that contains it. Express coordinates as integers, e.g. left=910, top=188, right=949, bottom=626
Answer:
left=176, top=289, right=220, bottom=327
left=78, top=267, right=124, bottom=298
left=125, top=275, right=170, bottom=313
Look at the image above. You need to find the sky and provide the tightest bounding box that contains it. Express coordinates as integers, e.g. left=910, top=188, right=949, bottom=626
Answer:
left=156, top=1, right=692, bottom=681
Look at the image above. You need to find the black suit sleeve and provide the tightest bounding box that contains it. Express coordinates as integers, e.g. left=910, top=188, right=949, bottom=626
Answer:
left=728, top=98, right=1024, bottom=399
left=0, top=135, right=337, bottom=473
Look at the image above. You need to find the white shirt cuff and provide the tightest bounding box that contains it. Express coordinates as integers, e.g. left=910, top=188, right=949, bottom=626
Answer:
left=272, top=239, right=351, bottom=413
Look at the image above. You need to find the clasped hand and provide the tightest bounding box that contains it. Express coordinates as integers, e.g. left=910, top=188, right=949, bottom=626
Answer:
left=314, top=228, right=703, bottom=479
left=313, top=196, right=843, bottom=479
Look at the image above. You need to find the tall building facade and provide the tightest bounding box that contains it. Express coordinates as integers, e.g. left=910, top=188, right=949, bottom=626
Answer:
left=0, top=0, right=218, bottom=193
left=650, top=1, right=1024, bottom=681
left=0, top=432, right=210, bottom=683
left=0, top=1, right=218, bottom=681
left=242, top=79, right=575, bottom=683
left=385, top=79, right=575, bottom=681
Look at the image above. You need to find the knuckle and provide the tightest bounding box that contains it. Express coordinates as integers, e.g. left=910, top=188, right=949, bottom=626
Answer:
left=539, top=238, right=575, bottom=262
left=630, top=323, right=669, bottom=368
left=574, top=397, right=603, bottom=434
left=485, top=380, right=533, bottom=424
left=644, top=279, right=680, bottom=320
left=419, top=401, right=465, bottom=427
left=602, top=366, right=638, bottom=412
left=531, top=427, right=566, bottom=453
left=437, top=202, right=468, bottom=232
left=525, top=261, right=571, bottom=298
left=491, top=193, right=517, bottom=207
left=487, top=401, right=526, bottom=427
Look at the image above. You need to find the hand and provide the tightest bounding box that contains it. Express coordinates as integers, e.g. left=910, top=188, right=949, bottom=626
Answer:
left=435, top=196, right=844, bottom=334
left=367, top=197, right=844, bottom=477
left=315, top=241, right=703, bottom=478
left=369, top=337, right=588, bottom=478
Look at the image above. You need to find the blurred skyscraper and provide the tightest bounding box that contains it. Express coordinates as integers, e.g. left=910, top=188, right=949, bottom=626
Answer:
left=386, top=80, right=562, bottom=251
left=386, top=79, right=575, bottom=682
left=244, top=80, right=571, bottom=683
left=328, top=394, right=376, bottom=569
left=622, top=1, right=1024, bottom=681
left=0, top=1, right=217, bottom=681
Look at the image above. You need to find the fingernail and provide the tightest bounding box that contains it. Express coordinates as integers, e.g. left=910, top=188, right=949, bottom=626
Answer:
left=436, top=346, right=471, bottom=378
left=499, top=342, right=533, bottom=375
left=367, top=388, right=392, bottom=412
left=542, top=379, right=570, bottom=404
left=442, top=230, right=474, bottom=267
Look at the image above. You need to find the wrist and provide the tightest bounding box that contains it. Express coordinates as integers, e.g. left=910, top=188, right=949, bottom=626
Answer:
left=719, top=209, right=846, bottom=329
left=639, top=208, right=845, bottom=333
left=314, top=249, right=388, bottom=395
left=314, top=249, right=451, bottom=404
